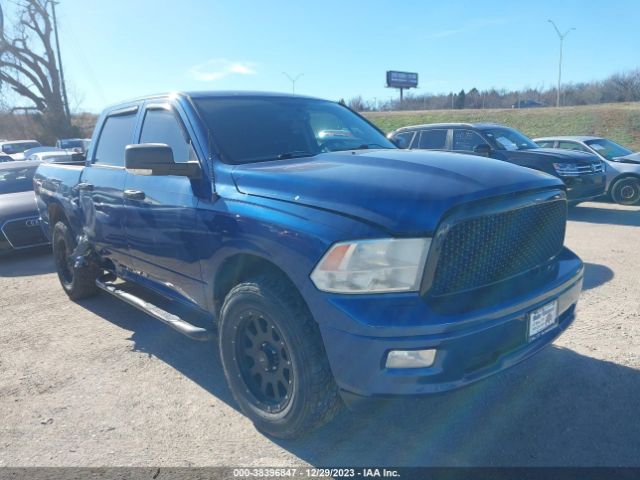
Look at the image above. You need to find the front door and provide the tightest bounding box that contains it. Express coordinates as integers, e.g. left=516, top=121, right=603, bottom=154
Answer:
left=123, top=103, right=206, bottom=307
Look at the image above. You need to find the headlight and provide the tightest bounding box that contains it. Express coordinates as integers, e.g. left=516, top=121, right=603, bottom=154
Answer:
left=310, top=238, right=431, bottom=294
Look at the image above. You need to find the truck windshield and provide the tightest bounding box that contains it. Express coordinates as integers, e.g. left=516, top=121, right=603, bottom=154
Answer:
left=481, top=127, right=538, bottom=151
left=585, top=139, right=633, bottom=160
left=193, top=96, right=395, bottom=164
left=0, top=166, right=37, bottom=194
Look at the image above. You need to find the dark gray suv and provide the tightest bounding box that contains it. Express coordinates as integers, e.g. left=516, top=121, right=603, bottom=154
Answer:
left=388, top=123, right=606, bottom=204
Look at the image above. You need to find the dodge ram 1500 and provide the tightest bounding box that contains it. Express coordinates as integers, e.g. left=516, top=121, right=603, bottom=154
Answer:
left=35, top=92, right=584, bottom=438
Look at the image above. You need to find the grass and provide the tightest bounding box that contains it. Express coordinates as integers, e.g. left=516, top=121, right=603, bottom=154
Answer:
left=364, top=102, right=640, bottom=151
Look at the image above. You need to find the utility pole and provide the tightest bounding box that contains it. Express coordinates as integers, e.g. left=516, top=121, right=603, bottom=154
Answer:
left=50, top=1, right=71, bottom=120
left=282, top=72, right=303, bottom=95
left=548, top=19, right=575, bottom=108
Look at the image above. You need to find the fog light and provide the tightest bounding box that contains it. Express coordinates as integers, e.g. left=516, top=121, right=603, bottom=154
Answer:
left=386, top=349, right=437, bottom=368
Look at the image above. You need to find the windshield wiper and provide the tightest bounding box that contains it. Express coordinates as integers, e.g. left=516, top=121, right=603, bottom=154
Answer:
left=277, top=151, right=315, bottom=159
left=329, top=143, right=393, bottom=153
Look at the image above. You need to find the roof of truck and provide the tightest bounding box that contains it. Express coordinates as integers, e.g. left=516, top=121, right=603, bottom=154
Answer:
left=116, top=91, right=323, bottom=105
left=392, top=122, right=506, bottom=133
left=533, top=135, right=603, bottom=142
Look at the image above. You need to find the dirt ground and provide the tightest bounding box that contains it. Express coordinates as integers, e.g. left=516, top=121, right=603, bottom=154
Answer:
left=0, top=201, right=639, bottom=467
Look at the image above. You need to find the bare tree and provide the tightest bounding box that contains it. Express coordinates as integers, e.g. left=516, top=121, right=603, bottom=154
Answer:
left=0, top=0, right=76, bottom=142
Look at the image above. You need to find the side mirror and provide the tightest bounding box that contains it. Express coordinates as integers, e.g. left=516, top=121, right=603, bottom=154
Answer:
left=125, top=144, right=201, bottom=178
left=473, top=144, right=492, bottom=157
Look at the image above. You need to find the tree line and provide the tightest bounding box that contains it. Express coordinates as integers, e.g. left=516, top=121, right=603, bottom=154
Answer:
left=348, top=68, right=640, bottom=111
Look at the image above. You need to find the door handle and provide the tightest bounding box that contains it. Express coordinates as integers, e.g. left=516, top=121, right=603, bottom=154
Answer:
left=77, top=182, right=94, bottom=191
left=124, top=189, right=146, bottom=200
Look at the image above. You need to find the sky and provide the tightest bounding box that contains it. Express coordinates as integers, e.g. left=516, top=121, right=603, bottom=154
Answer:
left=9, top=0, right=640, bottom=112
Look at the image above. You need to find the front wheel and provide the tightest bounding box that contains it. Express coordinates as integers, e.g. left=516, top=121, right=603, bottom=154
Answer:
left=610, top=177, right=640, bottom=205
left=219, top=275, right=342, bottom=438
left=52, top=221, right=100, bottom=300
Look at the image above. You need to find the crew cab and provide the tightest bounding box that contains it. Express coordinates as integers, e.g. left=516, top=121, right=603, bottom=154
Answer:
left=388, top=123, right=606, bottom=204
left=35, top=92, right=583, bottom=438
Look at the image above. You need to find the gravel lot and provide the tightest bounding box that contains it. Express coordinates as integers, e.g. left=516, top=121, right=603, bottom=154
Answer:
left=1, top=201, right=639, bottom=467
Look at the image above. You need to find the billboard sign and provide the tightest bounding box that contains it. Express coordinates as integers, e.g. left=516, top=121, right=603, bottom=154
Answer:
left=386, top=71, right=418, bottom=89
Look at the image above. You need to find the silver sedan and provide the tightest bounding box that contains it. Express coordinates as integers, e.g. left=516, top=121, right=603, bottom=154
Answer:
left=534, top=136, right=640, bottom=205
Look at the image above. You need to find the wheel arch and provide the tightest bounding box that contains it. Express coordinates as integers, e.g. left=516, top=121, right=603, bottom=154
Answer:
left=47, top=201, right=68, bottom=231
left=212, top=253, right=305, bottom=318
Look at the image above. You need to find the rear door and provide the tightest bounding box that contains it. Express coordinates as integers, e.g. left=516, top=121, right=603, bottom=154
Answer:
left=412, top=129, right=450, bottom=151
left=123, top=101, right=205, bottom=306
left=79, top=107, right=138, bottom=270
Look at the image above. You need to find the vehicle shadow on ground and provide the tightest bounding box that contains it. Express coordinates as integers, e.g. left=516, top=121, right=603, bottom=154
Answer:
left=275, top=346, right=640, bottom=466
left=78, top=292, right=640, bottom=466
left=582, top=262, right=614, bottom=291
left=569, top=204, right=640, bottom=226
left=76, top=294, right=237, bottom=408
left=0, top=248, right=53, bottom=277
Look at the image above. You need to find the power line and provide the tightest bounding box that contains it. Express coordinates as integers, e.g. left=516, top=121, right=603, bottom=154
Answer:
left=50, top=0, right=70, bottom=120
left=282, top=72, right=303, bottom=95
left=548, top=19, right=575, bottom=108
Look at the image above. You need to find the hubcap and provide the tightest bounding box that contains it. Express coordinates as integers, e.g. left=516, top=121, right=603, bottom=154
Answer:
left=621, top=185, right=636, bottom=200
left=235, top=311, right=293, bottom=413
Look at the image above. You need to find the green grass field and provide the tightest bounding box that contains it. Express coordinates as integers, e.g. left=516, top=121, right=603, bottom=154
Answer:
left=364, top=102, right=640, bottom=151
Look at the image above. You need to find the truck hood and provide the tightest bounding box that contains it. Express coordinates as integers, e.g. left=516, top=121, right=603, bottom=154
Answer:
left=231, top=150, right=563, bottom=234
left=0, top=191, right=39, bottom=223
left=503, top=148, right=601, bottom=164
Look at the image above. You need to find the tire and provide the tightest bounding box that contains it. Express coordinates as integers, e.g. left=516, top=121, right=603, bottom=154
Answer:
left=219, top=275, right=342, bottom=438
left=610, top=177, right=640, bottom=205
left=52, top=221, right=100, bottom=300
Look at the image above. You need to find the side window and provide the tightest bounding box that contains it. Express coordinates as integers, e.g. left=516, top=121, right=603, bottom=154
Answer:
left=94, top=113, right=137, bottom=166
left=452, top=129, right=487, bottom=151
left=392, top=131, right=414, bottom=149
left=139, top=108, right=195, bottom=163
left=558, top=141, right=589, bottom=153
left=417, top=129, right=447, bottom=150
left=536, top=140, right=555, bottom=148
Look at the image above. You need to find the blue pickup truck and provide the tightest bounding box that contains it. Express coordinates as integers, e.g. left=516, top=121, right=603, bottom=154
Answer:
left=35, top=92, right=584, bottom=438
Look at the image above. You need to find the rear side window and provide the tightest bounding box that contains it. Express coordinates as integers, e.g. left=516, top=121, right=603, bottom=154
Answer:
left=417, top=129, right=447, bottom=149
left=452, top=129, right=487, bottom=151
left=94, top=113, right=137, bottom=166
left=139, top=108, right=195, bottom=163
left=536, top=140, right=555, bottom=148
left=392, top=131, right=415, bottom=149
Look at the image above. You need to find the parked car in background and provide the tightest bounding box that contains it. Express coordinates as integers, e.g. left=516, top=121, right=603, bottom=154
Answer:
left=0, top=161, right=49, bottom=255
left=0, top=154, right=13, bottom=163
left=56, top=138, right=91, bottom=155
left=0, top=140, right=42, bottom=160
left=388, top=123, right=606, bottom=204
left=512, top=99, right=545, bottom=109
left=35, top=91, right=583, bottom=438
left=27, top=150, right=84, bottom=164
left=23, top=146, right=63, bottom=158
left=534, top=136, right=640, bottom=205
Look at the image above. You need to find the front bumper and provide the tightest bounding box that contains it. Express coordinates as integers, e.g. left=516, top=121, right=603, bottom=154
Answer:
left=306, top=248, right=583, bottom=397
left=564, top=173, right=606, bottom=202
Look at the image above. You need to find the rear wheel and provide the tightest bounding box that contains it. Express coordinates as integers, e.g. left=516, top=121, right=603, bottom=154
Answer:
left=611, top=177, right=640, bottom=205
left=219, top=275, right=342, bottom=438
left=52, top=221, right=100, bottom=300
